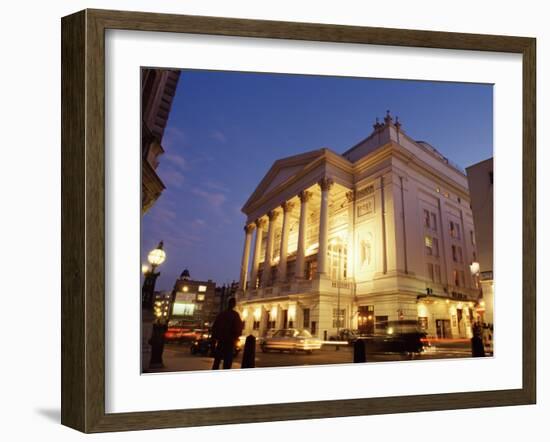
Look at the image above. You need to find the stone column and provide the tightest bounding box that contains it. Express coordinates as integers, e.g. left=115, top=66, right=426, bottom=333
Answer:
left=249, top=218, right=266, bottom=289
left=296, top=190, right=312, bottom=279
left=317, top=177, right=334, bottom=276
left=278, top=201, right=295, bottom=282
left=345, top=190, right=355, bottom=280
left=239, top=223, right=255, bottom=291
left=262, top=210, right=279, bottom=287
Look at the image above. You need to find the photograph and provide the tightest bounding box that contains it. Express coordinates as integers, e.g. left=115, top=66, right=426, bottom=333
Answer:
left=140, top=67, right=495, bottom=373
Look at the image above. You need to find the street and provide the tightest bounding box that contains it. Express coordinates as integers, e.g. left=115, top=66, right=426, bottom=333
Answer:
left=144, top=340, right=475, bottom=373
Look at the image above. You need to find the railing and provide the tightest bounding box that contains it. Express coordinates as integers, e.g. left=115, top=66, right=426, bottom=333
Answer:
left=241, top=277, right=353, bottom=298
left=331, top=280, right=353, bottom=289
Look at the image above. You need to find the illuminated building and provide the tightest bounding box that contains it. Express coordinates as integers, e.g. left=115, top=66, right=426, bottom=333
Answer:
left=237, top=112, right=480, bottom=339
left=169, top=269, right=217, bottom=327
left=466, top=158, right=494, bottom=326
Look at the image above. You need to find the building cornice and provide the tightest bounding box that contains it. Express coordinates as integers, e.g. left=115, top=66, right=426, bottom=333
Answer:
left=242, top=148, right=353, bottom=217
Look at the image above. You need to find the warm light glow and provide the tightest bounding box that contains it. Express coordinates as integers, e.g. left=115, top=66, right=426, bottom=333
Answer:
left=253, top=307, right=261, bottom=321
left=270, top=306, right=278, bottom=319
left=387, top=327, right=394, bottom=335
left=305, top=243, right=319, bottom=256
left=147, top=247, right=166, bottom=267
left=172, top=302, right=195, bottom=316
left=288, top=305, right=296, bottom=321
left=141, top=264, right=150, bottom=274
left=470, top=261, right=480, bottom=275
left=183, top=286, right=189, bottom=292
left=196, top=294, right=205, bottom=301
left=418, top=303, right=428, bottom=317
left=198, top=285, right=207, bottom=292
left=242, top=309, right=248, bottom=319
left=446, top=299, right=450, bottom=304
left=480, top=300, right=486, bottom=307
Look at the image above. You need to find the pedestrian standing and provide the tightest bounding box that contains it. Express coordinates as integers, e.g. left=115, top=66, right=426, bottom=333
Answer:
left=211, top=298, right=243, bottom=369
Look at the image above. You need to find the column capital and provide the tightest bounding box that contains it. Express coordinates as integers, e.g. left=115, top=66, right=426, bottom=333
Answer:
left=255, top=218, right=267, bottom=229
left=299, top=190, right=313, bottom=203
left=281, top=201, right=296, bottom=213
left=244, top=223, right=255, bottom=234
left=267, top=210, right=280, bottom=221
left=318, top=177, right=334, bottom=192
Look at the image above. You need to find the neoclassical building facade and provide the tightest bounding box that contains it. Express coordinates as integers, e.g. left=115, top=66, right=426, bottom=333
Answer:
left=237, top=112, right=480, bottom=340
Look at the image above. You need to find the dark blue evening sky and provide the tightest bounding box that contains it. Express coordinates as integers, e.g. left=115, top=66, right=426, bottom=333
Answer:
left=142, top=69, right=493, bottom=291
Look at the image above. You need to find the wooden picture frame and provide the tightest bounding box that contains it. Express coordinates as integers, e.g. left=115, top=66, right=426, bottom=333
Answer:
left=61, top=9, right=536, bottom=433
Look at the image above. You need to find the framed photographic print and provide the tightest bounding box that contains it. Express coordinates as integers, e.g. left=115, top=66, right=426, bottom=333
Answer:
left=61, top=9, right=536, bottom=433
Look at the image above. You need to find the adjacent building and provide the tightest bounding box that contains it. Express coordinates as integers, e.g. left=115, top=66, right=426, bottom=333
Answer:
left=237, top=112, right=480, bottom=340
left=141, top=68, right=181, bottom=214
left=169, top=269, right=218, bottom=328
left=466, top=158, right=494, bottom=326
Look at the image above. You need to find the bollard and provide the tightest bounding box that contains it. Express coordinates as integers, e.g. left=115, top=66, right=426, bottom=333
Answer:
left=471, top=335, right=485, bottom=357
left=241, top=335, right=256, bottom=368
left=353, top=339, right=367, bottom=363
left=149, top=323, right=167, bottom=369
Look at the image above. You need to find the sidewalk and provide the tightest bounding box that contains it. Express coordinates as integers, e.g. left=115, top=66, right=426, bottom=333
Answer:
left=143, top=344, right=242, bottom=373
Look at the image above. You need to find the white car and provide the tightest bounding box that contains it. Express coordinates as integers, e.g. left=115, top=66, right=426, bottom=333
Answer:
left=260, top=328, right=322, bottom=354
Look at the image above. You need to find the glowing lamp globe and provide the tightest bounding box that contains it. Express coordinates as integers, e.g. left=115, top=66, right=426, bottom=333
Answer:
left=147, top=241, right=166, bottom=267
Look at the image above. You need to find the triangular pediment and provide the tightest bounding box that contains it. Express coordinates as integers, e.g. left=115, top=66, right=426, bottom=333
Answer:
left=242, top=149, right=326, bottom=213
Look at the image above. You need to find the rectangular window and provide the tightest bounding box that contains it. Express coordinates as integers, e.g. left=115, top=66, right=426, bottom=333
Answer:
left=198, top=285, right=207, bottom=292
left=459, top=270, right=465, bottom=287
left=434, top=264, right=441, bottom=283
left=332, top=308, right=345, bottom=328
left=196, top=293, right=205, bottom=301
left=418, top=317, right=428, bottom=331
left=433, top=238, right=439, bottom=257
left=452, top=245, right=463, bottom=262
left=303, top=308, right=310, bottom=329
left=427, top=263, right=434, bottom=281
left=425, top=235, right=433, bottom=255
left=449, top=221, right=461, bottom=239
left=470, top=230, right=476, bottom=246
left=453, top=269, right=460, bottom=287
left=253, top=321, right=260, bottom=330
left=424, top=209, right=430, bottom=228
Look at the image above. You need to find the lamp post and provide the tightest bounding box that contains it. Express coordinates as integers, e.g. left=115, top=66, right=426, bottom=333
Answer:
left=141, top=241, right=167, bottom=370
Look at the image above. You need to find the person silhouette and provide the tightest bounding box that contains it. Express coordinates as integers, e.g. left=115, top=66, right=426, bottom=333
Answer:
left=211, top=298, right=243, bottom=369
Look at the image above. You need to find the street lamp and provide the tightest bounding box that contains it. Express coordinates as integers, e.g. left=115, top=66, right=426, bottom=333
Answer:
left=142, top=241, right=166, bottom=309
left=141, top=241, right=167, bottom=369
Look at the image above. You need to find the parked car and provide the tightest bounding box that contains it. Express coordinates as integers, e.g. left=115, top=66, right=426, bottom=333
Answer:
left=358, top=320, right=427, bottom=358
left=190, top=331, right=244, bottom=356
left=329, top=329, right=360, bottom=343
left=260, top=328, right=323, bottom=354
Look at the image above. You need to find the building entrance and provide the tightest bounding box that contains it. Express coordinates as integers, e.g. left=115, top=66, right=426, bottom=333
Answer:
left=358, top=305, right=375, bottom=334
left=436, top=319, right=452, bottom=338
